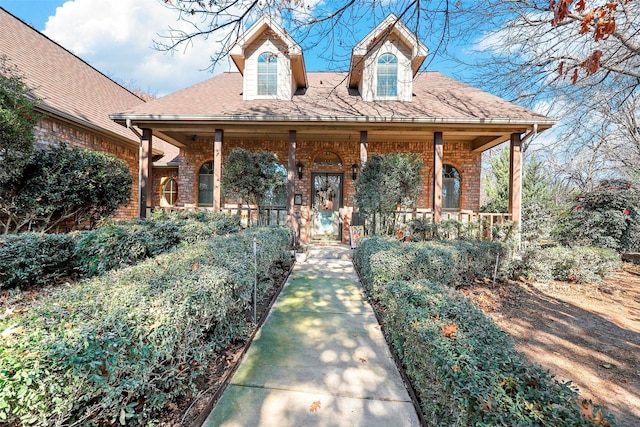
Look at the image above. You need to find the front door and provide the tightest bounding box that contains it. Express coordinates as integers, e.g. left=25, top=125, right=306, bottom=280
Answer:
left=311, top=173, right=343, bottom=241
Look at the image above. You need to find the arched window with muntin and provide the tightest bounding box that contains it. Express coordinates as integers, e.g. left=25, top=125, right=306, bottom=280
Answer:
left=377, top=53, right=398, bottom=97
left=257, top=52, right=277, bottom=96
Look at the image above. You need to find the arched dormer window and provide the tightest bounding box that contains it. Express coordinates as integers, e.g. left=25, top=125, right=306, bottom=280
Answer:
left=442, top=164, right=461, bottom=210
left=257, top=52, right=277, bottom=96
left=198, top=161, right=214, bottom=207
left=377, top=53, right=397, bottom=98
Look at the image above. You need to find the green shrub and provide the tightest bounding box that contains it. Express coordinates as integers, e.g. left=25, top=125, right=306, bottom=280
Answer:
left=511, top=245, right=620, bottom=283
left=381, top=280, right=615, bottom=426
left=1, top=143, right=132, bottom=234
left=74, top=220, right=181, bottom=276
left=354, top=236, right=504, bottom=297
left=0, top=227, right=291, bottom=425
left=0, top=233, right=75, bottom=288
left=555, top=180, right=640, bottom=253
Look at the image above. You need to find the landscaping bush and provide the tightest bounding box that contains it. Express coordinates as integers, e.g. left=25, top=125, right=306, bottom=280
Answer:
left=74, top=211, right=241, bottom=277
left=0, top=233, right=75, bottom=288
left=73, top=219, right=181, bottom=277
left=0, top=227, right=291, bottom=425
left=1, top=143, right=132, bottom=234
left=149, top=209, right=241, bottom=242
left=555, top=180, right=640, bottom=253
left=511, top=245, right=620, bottom=283
left=380, top=279, right=615, bottom=426
left=354, top=236, right=504, bottom=298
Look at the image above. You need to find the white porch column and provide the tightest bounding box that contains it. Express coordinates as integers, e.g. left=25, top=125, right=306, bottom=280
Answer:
left=433, top=131, right=443, bottom=223
left=508, top=132, right=523, bottom=225
left=213, top=129, right=223, bottom=211
left=138, top=128, right=152, bottom=218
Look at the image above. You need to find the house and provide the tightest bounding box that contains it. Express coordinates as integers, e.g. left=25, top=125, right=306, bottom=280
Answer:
left=0, top=7, right=174, bottom=220
left=111, top=14, right=555, bottom=243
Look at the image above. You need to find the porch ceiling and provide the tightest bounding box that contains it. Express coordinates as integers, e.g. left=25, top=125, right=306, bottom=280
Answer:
left=126, top=119, right=551, bottom=152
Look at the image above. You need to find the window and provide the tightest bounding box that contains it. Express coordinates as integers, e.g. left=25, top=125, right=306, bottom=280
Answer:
left=257, top=52, right=277, bottom=96
left=161, top=178, right=177, bottom=206
left=377, top=53, right=397, bottom=97
left=313, top=151, right=343, bottom=168
left=198, top=161, right=214, bottom=207
left=442, top=164, right=461, bottom=210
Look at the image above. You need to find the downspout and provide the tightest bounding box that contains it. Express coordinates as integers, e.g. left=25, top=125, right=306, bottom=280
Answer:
left=126, top=119, right=143, bottom=140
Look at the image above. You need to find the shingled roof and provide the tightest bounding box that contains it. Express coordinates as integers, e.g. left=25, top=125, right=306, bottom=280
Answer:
left=0, top=8, right=145, bottom=147
left=113, top=71, right=552, bottom=125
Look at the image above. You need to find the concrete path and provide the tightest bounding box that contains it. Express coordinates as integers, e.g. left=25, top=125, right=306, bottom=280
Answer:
left=203, top=245, right=421, bottom=427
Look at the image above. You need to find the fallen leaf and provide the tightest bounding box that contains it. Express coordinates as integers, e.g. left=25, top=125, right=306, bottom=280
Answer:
left=191, top=262, right=199, bottom=272
left=441, top=323, right=459, bottom=338
left=1, top=325, right=25, bottom=338
left=310, top=400, right=321, bottom=412
left=359, top=357, right=367, bottom=363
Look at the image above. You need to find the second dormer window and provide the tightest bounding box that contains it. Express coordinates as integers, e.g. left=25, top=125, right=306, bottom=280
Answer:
left=376, top=53, right=397, bottom=98
left=258, top=52, right=277, bottom=96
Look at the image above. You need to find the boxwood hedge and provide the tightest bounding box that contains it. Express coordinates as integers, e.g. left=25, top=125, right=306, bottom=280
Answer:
left=380, top=280, right=614, bottom=426
left=0, top=226, right=290, bottom=425
left=0, top=233, right=75, bottom=289
left=354, top=236, right=505, bottom=298
left=0, top=211, right=243, bottom=289
left=354, top=237, right=616, bottom=426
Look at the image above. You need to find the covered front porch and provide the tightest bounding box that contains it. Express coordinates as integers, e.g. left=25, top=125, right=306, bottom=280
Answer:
left=128, top=121, right=538, bottom=244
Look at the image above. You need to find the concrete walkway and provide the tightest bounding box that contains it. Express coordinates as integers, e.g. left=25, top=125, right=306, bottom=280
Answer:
left=203, top=245, right=421, bottom=427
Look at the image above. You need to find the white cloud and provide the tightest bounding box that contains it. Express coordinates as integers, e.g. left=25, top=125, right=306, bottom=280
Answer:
left=43, top=0, right=232, bottom=96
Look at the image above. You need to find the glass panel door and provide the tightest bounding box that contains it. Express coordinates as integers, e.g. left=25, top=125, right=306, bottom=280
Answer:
left=311, top=173, right=343, bottom=241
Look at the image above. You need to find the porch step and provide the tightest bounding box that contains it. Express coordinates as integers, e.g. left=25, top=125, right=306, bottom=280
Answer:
left=306, top=244, right=353, bottom=260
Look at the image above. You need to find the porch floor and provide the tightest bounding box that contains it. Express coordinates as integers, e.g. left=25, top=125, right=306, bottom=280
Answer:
left=202, top=245, right=420, bottom=426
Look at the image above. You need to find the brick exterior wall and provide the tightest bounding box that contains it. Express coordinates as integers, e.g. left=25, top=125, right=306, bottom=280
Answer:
left=166, top=134, right=481, bottom=243
left=34, top=116, right=139, bottom=220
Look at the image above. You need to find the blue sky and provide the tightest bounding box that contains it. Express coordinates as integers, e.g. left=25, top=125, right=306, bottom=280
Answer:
left=0, top=0, right=470, bottom=97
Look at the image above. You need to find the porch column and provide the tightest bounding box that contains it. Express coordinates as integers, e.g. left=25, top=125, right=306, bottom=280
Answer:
left=508, top=132, right=523, bottom=225
left=359, top=131, right=368, bottom=166
left=433, top=131, right=443, bottom=222
left=287, top=130, right=300, bottom=243
left=138, top=128, right=152, bottom=218
left=213, top=129, right=223, bottom=211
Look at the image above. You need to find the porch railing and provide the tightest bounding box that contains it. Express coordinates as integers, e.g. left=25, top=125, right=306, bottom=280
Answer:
left=155, top=205, right=288, bottom=227
left=155, top=206, right=511, bottom=241
left=390, top=209, right=512, bottom=241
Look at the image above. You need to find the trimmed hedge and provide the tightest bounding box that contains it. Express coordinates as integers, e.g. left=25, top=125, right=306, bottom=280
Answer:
left=354, top=236, right=504, bottom=298
left=0, top=227, right=291, bottom=425
left=511, top=246, right=620, bottom=283
left=0, top=233, right=75, bottom=289
left=380, top=280, right=615, bottom=426
left=0, top=211, right=243, bottom=288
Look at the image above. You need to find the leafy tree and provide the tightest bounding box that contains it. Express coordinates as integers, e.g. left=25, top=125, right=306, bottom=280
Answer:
left=354, top=153, right=423, bottom=235
left=0, top=55, right=38, bottom=186
left=482, top=146, right=558, bottom=244
left=221, top=148, right=286, bottom=225
left=481, top=147, right=510, bottom=213
left=555, top=179, right=640, bottom=252
left=0, top=144, right=132, bottom=234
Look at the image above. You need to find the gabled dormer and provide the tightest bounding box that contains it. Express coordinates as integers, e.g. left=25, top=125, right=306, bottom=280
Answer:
left=348, top=14, right=428, bottom=102
left=230, top=15, right=307, bottom=101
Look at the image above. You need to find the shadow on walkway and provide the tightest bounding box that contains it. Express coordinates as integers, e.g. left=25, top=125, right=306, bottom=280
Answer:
left=203, top=245, right=420, bottom=427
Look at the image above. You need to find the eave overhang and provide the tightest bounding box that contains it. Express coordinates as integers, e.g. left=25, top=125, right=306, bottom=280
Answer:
left=111, top=113, right=555, bottom=152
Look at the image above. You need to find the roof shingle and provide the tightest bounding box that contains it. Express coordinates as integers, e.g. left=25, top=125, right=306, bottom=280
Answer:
left=0, top=8, right=145, bottom=146
left=115, top=71, right=551, bottom=124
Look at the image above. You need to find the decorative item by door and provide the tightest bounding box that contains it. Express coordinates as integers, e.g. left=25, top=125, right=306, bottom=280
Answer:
left=311, top=173, right=343, bottom=241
